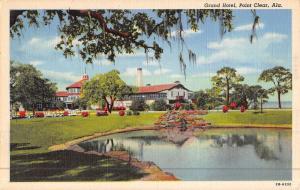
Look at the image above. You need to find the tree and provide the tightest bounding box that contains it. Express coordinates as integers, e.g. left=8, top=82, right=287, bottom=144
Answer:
left=230, top=84, right=249, bottom=108
left=193, top=90, right=209, bottom=109
left=212, top=67, right=244, bottom=105
left=130, top=99, right=147, bottom=111
left=257, top=88, right=269, bottom=113
left=10, top=62, right=57, bottom=114
left=82, top=70, right=132, bottom=113
left=54, top=100, right=65, bottom=110
left=73, top=97, right=89, bottom=110
left=10, top=10, right=260, bottom=75
left=258, top=66, right=292, bottom=109
left=231, top=84, right=269, bottom=110
left=151, top=99, right=168, bottom=111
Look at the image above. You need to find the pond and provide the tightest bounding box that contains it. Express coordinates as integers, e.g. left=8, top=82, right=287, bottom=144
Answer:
left=78, top=128, right=292, bottom=181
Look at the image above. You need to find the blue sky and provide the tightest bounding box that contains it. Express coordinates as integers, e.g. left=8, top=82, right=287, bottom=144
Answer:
left=10, top=9, right=292, bottom=101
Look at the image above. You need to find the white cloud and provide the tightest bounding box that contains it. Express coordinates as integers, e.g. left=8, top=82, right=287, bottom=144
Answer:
left=20, top=36, right=60, bottom=52
left=41, top=69, right=81, bottom=83
left=235, top=22, right=264, bottom=31
left=122, top=67, right=152, bottom=77
left=29, top=60, right=44, bottom=66
left=197, top=32, right=288, bottom=65
left=170, top=29, right=202, bottom=38
left=153, top=68, right=171, bottom=75
left=95, top=59, right=114, bottom=66
left=170, top=74, right=185, bottom=79
left=191, top=72, right=215, bottom=78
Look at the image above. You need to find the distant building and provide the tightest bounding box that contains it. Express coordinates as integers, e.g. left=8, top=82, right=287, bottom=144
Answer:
left=55, top=68, right=192, bottom=110
left=55, top=74, right=89, bottom=109
left=115, top=68, right=192, bottom=108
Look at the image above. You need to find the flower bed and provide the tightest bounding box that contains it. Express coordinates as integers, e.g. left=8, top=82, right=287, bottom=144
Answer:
left=81, top=111, right=89, bottom=117
left=35, top=112, right=44, bottom=118
left=18, top=111, right=26, bottom=118
left=96, top=111, right=108, bottom=116
left=63, top=111, right=69, bottom=116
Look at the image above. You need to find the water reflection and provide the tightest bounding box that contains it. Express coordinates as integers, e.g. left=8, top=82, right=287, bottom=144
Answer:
left=78, top=129, right=291, bottom=181
left=209, top=133, right=280, bottom=160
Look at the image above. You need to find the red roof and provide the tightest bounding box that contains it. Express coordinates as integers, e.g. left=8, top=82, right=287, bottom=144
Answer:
left=138, top=83, right=178, bottom=93
left=66, top=79, right=87, bottom=89
left=56, top=91, right=68, bottom=97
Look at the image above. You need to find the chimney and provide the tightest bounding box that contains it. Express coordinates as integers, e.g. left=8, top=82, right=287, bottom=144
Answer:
left=137, top=68, right=143, bottom=87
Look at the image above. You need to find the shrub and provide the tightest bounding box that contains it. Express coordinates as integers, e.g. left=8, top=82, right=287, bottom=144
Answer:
left=126, top=110, right=133, bottom=116
left=96, top=111, right=108, bottom=116
left=151, top=99, right=167, bottom=111
left=130, top=99, right=147, bottom=111
left=35, top=112, right=44, bottom=117
left=240, top=105, right=246, bottom=112
left=222, top=105, right=229, bottom=113
left=63, top=111, right=69, bottom=116
left=133, top=111, right=140, bottom=115
left=81, top=111, right=89, bottom=117
left=230, top=102, right=237, bottom=109
left=112, top=106, right=126, bottom=111
left=18, top=111, right=26, bottom=118
left=182, top=103, right=195, bottom=110
left=119, top=110, right=125, bottom=116
left=174, top=102, right=181, bottom=110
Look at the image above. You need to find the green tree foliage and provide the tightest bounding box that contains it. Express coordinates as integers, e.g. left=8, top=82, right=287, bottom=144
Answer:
left=231, top=84, right=269, bottom=109
left=193, top=88, right=223, bottom=110
left=53, top=100, right=65, bottom=110
left=258, top=66, right=292, bottom=109
left=130, top=99, right=147, bottom=111
left=73, top=97, right=89, bottom=110
left=257, top=87, right=269, bottom=113
left=230, top=84, right=249, bottom=108
left=10, top=10, right=259, bottom=75
left=211, top=67, right=244, bottom=105
left=10, top=61, right=57, bottom=114
left=82, top=70, right=132, bottom=113
left=151, top=99, right=168, bottom=111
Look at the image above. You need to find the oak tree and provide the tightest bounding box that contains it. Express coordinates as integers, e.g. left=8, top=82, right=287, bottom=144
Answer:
left=82, top=70, right=132, bottom=113
left=10, top=10, right=260, bottom=75
left=10, top=62, right=57, bottom=114
left=258, top=66, right=292, bottom=109
left=212, top=67, right=244, bottom=105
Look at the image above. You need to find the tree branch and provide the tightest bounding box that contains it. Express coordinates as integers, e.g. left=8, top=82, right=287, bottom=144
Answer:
left=68, top=10, right=130, bottom=38
left=10, top=10, right=25, bottom=27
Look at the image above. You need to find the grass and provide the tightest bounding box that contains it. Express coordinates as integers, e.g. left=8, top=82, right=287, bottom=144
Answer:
left=11, top=112, right=161, bottom=154
left=10, top=110, right=292, bottom=181
left=11, top=150, right=146, bottom=181
left=10, top=112, right=161, bottom=181
left=203, top=109, right=292, bottom=128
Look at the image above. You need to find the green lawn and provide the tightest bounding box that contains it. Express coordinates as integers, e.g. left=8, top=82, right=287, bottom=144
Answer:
left=11, top=112, right=161, bottom=155
left=10, top=112, right=161, bottom=181
left=10, top=110, right=292, bottom=181
left=203, top=109, right=292, bottom=128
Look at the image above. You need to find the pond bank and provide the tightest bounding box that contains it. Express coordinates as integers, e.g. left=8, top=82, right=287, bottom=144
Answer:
left=49, top=123, right=291, bottom=152
left=68, top=144, right=178, bottom=181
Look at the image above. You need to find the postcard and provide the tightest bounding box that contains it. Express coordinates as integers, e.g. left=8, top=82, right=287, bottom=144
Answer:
left=0, top=0, right=299, bottom=189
